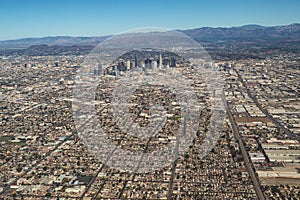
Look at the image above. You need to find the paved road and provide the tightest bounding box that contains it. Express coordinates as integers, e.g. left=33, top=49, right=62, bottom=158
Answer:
left=222, top=93, right=266, bottom=200
left=234, top=68, right=299, bottom=142
left=0, top=116, right=93, bottom=198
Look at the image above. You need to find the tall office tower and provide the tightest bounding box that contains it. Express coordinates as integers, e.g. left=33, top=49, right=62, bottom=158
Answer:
left=159, top=53, right=163, bottom=69
left=117, top=61, right=126, bottom=71
left=98, top=64, right=102, bottom=76
left=135, top=56, right=138, bottom=67
left=130, top=61, right=135, bottom=68
left=170, top=58, right=176, bottom=67
left=145, top=58, right=151, bottom=68
left=126, top=60, right=131, bottom=70
left=163, top=59, right=170, bottom=68
left=152, top=60, right=157, bottom=68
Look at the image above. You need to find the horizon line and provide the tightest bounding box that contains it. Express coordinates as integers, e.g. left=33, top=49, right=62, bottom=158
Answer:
left=1, top=22, right=299, bottom=42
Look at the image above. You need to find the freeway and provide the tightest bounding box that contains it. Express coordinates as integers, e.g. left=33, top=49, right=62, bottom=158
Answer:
left=222, top=93, right=266, bottom=200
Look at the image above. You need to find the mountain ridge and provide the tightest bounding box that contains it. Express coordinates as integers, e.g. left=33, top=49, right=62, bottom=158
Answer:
left=0, top=23, right=299, bottom=49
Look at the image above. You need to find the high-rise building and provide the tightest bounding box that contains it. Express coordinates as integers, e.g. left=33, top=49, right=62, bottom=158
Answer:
left=163, top=58, right=170, bottom=68
left=159, top=53, right=163, bottom=69
left=152, top=60, right=157, bottom=68
left=126, top=60, right=131, bottom=71
left=98, top=64, right=102, bottom=76
left=135, top=56, right=138, bottom=67
left=117, top=61, right=126, bottom=71
left=171, top=58, right=176, bottom=67
left=145, top=58, right=151, bottom=68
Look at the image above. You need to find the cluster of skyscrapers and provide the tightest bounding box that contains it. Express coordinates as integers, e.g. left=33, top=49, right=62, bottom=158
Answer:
left=93, top=54, right=177, bottom=76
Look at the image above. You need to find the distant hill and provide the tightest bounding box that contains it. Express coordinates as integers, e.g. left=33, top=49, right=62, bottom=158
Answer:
left=0, top=23, right=299, bottom=53
left=181, top=23, right=300, bottom=42
left=0, top=44, right=95, bottom=56
left=0, top=36, right=108, bottom=49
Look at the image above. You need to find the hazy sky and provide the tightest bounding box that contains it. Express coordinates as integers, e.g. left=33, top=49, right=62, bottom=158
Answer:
left=0, top=0, right=299, bottom=40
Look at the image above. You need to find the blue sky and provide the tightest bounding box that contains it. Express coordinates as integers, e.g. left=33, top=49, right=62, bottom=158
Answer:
left=0, top=0, right=299, bottom=40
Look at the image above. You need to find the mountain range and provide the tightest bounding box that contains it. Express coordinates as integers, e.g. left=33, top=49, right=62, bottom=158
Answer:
left=0, top=23, right=299, bottom=51
left=181, top=23, right=300, bottom=42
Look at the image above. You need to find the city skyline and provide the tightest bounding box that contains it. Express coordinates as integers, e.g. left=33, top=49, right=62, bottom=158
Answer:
left=0, top=0, right=300, bottom=40
left=0, top=1, right=300, bottom=199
